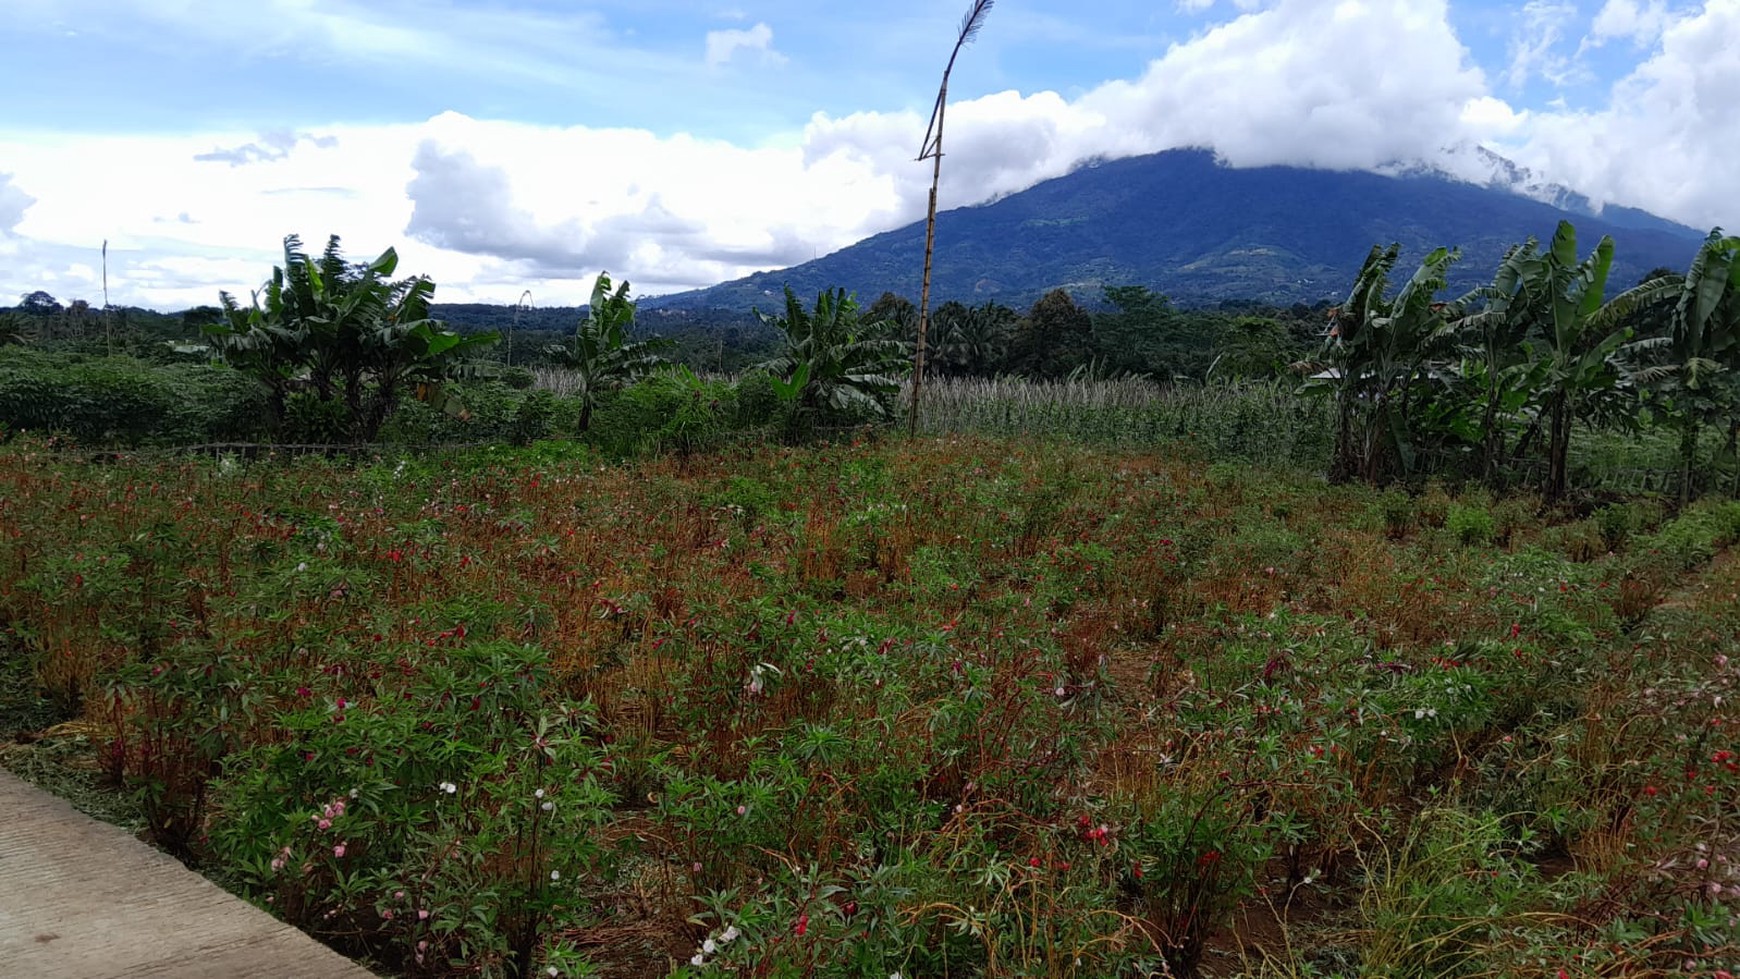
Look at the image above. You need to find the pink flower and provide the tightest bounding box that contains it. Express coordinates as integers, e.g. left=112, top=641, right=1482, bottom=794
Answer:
left=418, top=909, right=430, bottom=920
left=332, top=844, right=346, bottom=858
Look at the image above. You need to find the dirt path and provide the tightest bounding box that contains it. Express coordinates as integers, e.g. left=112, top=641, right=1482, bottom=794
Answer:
left=0, top=769, right=376, bottom=979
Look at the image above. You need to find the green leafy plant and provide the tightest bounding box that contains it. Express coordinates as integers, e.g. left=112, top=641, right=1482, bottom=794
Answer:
left=542, top=272, right=668, bottom=433
left=208, top=235, right=497, bottom=442
left=754, top=286, right=907, bottom=437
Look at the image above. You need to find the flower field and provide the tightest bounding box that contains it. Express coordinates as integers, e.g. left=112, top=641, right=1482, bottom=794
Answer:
left=1, top=436, right=1738, bottom=977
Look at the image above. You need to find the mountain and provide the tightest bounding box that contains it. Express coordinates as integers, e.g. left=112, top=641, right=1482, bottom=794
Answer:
left=645, top=148, right=1707, bottom=312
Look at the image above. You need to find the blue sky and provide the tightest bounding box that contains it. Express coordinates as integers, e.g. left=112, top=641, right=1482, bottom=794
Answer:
left=1, top=0, right=1735, bottom=307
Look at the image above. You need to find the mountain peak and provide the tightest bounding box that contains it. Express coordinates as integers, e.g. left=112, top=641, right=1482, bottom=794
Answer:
left=645, top=148, right=1704, bottom=313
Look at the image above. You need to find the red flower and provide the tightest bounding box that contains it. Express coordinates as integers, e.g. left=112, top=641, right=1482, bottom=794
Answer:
left=1198, top=850, right=1221, bottom=867
left=1643, top=785, right=1659, bottom=797
left=794, top=913, right=809, bottom=936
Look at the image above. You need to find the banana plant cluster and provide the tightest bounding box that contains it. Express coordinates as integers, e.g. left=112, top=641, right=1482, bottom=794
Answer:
left=541, top=272, right=669, bottom=433
left=1311, top=221, right=1740, bottom=501
left=754, top=286, right=909, bottom=436
left=209, top=235, right=497, bottom=442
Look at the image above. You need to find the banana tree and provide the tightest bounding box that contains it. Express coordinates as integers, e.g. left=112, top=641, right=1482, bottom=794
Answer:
left=755, top=286, right=908, bottom=438
left=543, top=272, right=668, bottom=433
left=1523, top=222, right=1676, bottom=502
left=1457, top=239, right=1549, bottom=484
left=1314, top=245, right=1466, bottom=484
left=212, top=235, right=496, bottom=441
left=213, top=252, right=313, bottom=426
left=1628, top=230, right=1740, bottom=498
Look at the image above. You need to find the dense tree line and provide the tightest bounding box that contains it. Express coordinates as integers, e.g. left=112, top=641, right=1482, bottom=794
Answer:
left=859, top=288, right=1321, bottom=382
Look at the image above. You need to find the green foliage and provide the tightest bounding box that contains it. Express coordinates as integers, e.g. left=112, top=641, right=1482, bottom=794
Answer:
left=208, top=234, right=498, bottom=442
left=376, top=383, right=579, bottom=446
left=587, top=368, right=737, bottom=458
left=1313, top=243, right=1469, bottom=485
left=754, top=286, right=907, bottom=435
left=1446, top=500, right=1496, bottom=546
left=542, top=272, right=669, bottom=433
left=1007, top=288, right=1094, bottom=379
left=5, top=438, right=1740, bottom=976
left=1304, top=219, right=1740, bottom=503
left=0, top=350, right=268, bottom=445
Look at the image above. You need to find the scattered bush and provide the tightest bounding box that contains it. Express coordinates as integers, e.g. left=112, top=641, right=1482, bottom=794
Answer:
left=1447, top=501, right=1496, bottom=546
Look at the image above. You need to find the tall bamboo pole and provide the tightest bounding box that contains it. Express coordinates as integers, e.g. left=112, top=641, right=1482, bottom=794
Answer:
left=909, top=0, right=994, bottom=438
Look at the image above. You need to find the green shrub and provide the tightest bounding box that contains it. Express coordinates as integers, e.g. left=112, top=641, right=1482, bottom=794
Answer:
left=509, top=389, right=560, bottom=446
left=1595, top=503, right=1635, bottom=552
left=0, top=351, right=268, bottom=446
left=1446, top=502, right=1496, bottom=546
left=282, top=391, right=352, bottom=444
left=374, top=383, right=575, bottom=446
left=588, top=370, right=737, bottom=458
left=1377, top=490, right=1414, bottom=539
left=732, top=371, right=789, bottom=430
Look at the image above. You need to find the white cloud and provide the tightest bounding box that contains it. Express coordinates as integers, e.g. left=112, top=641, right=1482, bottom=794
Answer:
left=1590, top=0, right=1676, bottom=45
left=2, top=0, right=1737, bottom=311
left=195, top=130, right=340, bottom=167
left=0, top=173, right=35, bottom=234
left=704, top=22, right=786, bottom=68
left=0, top=0, right=1509, bottom=308
left=1505, top=1, right=1581, bottom=90
left=1502, top=0, right=1740, bottom=230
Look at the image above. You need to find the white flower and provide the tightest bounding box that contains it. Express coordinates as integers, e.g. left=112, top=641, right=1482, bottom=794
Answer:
left=720, top=924, right=739, bottom=943
left=540, top=801, right=554, bottom=812
left=691, top=953, right=706, bottom=966
left=546, top=968, right=559, bottom=978
left=702, top=939, right=717, bottom=954
left=296, top=562, right=308, bottom=573
left=438, top=781, right=457, bottom=794
left=549, top=870, right=560, bottom=881
left=534, top=788, right=545, bottom=799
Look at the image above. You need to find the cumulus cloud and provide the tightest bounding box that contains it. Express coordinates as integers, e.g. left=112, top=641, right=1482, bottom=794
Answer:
left=0, top=173, right=36, bottom=234
left=401, top=112, right=894, bottom=294
left=1590, top=0, right=1677, bottom=45
left=195, top=130, right=340, bottom=167
left=704, top=22, right=785, bottom=68
left=387, top=0, right=1499, bottom=298
left=1502, top=0, right=1740, bottom=230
